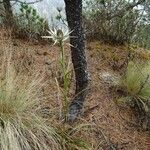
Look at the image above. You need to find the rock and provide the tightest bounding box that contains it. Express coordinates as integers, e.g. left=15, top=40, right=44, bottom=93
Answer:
left=99, top=72, right=120, bottom=86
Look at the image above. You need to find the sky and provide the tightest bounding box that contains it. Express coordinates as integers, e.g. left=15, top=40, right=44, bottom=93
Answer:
left=26, top=0, right=65, bottom=25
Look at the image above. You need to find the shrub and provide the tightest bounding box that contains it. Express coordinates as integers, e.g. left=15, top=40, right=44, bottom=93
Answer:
left=14, top=3, right=49, bottom=40
left=83, top=0, right=140, bottom=44
left=117, top=61, right=150, bottom=129
left=132, top=24, right=150, bottom=50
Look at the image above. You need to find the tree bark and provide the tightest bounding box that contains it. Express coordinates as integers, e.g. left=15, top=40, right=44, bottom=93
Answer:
left=3, top=0, right=14, bottom=27
left=64, top=0, right=89, bottom=122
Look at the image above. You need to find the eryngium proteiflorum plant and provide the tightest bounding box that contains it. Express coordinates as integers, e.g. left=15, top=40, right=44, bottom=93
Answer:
left=42, top=28, right=72, bottom=118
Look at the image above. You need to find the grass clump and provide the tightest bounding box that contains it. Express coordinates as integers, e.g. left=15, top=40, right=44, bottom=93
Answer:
left=0, top=59, right=62, bottom=150
left=117, top=61, right=150, bottom=129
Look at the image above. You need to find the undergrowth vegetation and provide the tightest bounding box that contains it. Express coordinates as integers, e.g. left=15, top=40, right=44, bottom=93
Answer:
left=0, top=53, right=61, bottom=150
left=83, top=0, right=139, bottom=44
left=14, top=3, right=49, bottom=40
left=0, top=36, right=90, bottom=150
left=117, top=61, right=150, bottom=129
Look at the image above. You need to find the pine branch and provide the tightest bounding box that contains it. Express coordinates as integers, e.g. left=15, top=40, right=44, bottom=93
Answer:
left=0, top=0, right=43, bottom=5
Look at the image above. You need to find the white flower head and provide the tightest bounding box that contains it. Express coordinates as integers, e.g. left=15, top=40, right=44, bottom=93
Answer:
left=42, top=28, right=72, bottom=45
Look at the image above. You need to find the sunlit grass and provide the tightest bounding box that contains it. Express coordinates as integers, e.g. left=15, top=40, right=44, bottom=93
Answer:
left=120, top=61, right=150, bottom=99
left=117, top=61, right=150, bottom=129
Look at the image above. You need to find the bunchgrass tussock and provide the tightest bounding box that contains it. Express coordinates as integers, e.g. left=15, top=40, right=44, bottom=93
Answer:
left=0, top=54, right=61, bottom=150
left=117, top=61, right=150, bottom=129
left=119, top=61, right=150, bottom=99
left=56, top=123, right=92, bottom=150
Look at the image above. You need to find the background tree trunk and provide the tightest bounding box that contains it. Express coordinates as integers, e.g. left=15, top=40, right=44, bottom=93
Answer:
left=64, top=0, right=89, bottom=122
left=3, top=0, right=14, bottom=27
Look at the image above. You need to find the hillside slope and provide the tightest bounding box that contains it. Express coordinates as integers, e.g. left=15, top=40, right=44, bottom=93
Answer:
left=0, top=30, right=149, bottom=149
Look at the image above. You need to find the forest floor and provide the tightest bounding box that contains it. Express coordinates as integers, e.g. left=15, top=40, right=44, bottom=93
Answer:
left=0, top=30, right=150, bottom=149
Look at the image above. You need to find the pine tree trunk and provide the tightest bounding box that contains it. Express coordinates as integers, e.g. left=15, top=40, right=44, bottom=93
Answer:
left=3, top=0, right=14, bottom=27
left=64, top=0, right=89, bottom=122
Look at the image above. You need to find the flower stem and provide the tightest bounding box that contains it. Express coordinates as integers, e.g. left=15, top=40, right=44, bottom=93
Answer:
left=59, top=40, right=69, bottom=116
